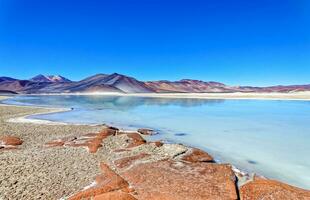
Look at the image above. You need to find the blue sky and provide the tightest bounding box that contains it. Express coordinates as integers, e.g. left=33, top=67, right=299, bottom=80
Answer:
left=0, top=0, right=309, bottom=86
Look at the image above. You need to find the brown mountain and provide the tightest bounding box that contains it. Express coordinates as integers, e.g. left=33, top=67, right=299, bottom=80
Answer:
left=0, top=73, right=309, bottom=94
left=145, top=79, right=236, bottom=93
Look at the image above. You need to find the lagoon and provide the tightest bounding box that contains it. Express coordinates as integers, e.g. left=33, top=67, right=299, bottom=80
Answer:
left=3, top=95, right=310, bottom=189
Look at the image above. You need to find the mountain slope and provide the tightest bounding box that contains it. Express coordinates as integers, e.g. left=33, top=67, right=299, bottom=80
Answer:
left=0, top=80, right=52, bottom=93
left=100, top=73, right=154, bottom=93
left=30, top=74, right=71, bottom=83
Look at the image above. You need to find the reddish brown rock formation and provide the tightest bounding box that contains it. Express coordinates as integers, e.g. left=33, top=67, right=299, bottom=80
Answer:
left=45, top=140, right=65, bottom=147
left=69, top=163, right=136, bottom=200
left=180, top=147, right=214, bottom=163
left=0, top=136, right=23, bottom=146
left=93, top=190, right=137, bottom=200
left=137, top=128, right=157, bottom=135
left=0, top=135, right=23, bottom=150
left=240, top=179, right=310, bottom=200
left=124, top=132, right=146, bottom=148
left=59, top=128, right=310, bottom=200
left=114, top=153, right=150, bottom=168
left=121, top=160, right=238, bottom=200
left=45, top=127, right=117, bottom=153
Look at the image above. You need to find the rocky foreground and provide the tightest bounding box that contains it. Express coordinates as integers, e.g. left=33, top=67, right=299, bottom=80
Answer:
left=0, top=104, right=310, bottom=200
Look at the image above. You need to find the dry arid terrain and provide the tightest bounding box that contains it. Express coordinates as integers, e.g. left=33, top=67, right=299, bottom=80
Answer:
left=1, top=96, right=310, bottom=200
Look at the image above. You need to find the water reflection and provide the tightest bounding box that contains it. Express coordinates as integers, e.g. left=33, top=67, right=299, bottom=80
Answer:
left=4, top=95, right=225, bottom=111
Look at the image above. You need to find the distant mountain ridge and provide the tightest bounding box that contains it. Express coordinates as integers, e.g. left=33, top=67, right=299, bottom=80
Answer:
left=0, top=73, right=310, bottom=94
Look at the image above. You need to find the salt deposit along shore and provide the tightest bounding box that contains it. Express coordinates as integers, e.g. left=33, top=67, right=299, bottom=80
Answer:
left=0, top=96, right=310, bottom=199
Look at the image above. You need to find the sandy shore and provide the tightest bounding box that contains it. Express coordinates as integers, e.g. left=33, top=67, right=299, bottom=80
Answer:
left=0, top=101, right=105, bottom=199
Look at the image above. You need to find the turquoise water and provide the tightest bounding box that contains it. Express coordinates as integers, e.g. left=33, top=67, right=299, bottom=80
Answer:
left=3, top=95, right=310, bottom=189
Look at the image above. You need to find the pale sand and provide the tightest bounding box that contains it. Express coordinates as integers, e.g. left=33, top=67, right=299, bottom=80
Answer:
left=0, top=103, right=105, bottom=199
left=23, top=91, right=310, bottom=100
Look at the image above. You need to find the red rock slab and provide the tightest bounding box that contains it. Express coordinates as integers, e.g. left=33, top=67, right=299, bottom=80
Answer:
left=181, top=148, right=214, bottom=163
left=93, top=191, right=137, bottom=200
left=0, top=136, right=23, bottom=146
left=121, top=160, right=238, bottom=200
left=114, top=153, right=150, bottom=169
left=45, top=127, right=117, bottom=153
left=125, top=133, right=146, bottom=148
left=69, top=163, right=131, bottom=200
left=240, top=179, right=310, bottom=200
left=86, top=138, right=104, bottom=153
left=44, top=140, right=65, bottom=147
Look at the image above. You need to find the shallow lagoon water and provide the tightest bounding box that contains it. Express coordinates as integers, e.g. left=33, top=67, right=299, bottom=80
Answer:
left=4, top=95, right=310, bottom=189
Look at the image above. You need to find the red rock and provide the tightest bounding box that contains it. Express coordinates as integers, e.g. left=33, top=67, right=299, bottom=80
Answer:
left=181, top=148, right=214, bottom=163
left=44, top=140, right=65, bottom=147
left=93, top=191, right=137, bottom=200
left=137, top=128, right=156, bottom=135
left=114, top=153, right=150, bottom=168
left=69, top=163, right=130, bottom=200
left=87, top=138, right=104, bottom=153
left=121, top=160, right=238, bottom=200
left=114, top=149, right=132, bottom=153
left=45, top=127, right=118, bottom=153
left=0, top=136, right=23, bottom=146
left=98, top=127, right=117, bottom=138
left=125, top=133, right=146, bottom=148
left=240, top=179, right=310, bottom=200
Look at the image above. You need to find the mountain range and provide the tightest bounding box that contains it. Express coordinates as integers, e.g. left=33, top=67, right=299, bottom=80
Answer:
left=0, top=73, right=309, bottom=94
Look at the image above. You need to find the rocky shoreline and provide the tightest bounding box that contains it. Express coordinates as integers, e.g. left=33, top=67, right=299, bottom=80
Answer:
left=0, top=100, right=309, bottom=199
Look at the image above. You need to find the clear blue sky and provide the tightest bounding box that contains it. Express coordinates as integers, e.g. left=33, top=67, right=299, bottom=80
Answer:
left=0, top=0, right=309, bottom=86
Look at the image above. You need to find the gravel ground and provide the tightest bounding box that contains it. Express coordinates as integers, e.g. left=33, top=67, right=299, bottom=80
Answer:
left=0, top=101, right=106, bottom=199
